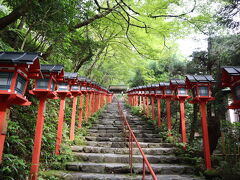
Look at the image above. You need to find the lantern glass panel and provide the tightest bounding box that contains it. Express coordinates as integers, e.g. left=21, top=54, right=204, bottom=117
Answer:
left=151, top=91, right=155, bottom=94
left=178, top=88, right=187, bottom=95
left=72, top=85, right=79, bottom=91
left=199, top=86, right=209, bottom=96
left=234, top=85, right=240, bottom=100
left=165, top=89, right=172, bottom=95
left=58, top=83, right=68, bottom=91
left=87, top=87, right=91, bottom=90
left=156, top=90, right=163, bottom=94
left=0, top=72, right=13, bottom=90
left=51, top=81, right=55, bottom=91
left=36, top=78, right=49, bottom=89
left=81, top=86, right=86, bottom=90
left=15, top=74, right=27, bottom=95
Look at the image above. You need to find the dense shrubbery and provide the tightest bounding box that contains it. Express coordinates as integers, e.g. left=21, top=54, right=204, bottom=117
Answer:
left=0, top=95, right=88, bottom=179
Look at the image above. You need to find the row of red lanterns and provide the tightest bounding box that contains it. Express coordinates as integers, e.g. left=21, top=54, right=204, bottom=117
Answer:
left=127, top=67, right=240, bottom=171
left=127, top=75, right=215, bottom=170
left=0, top=52, right=113, bottom=179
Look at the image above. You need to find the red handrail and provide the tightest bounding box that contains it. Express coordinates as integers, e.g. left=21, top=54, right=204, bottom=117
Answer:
left=116, top=98, right=158, bottom=180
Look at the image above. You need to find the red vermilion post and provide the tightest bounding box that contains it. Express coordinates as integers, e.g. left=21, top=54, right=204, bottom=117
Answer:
left=70, top=96, right=77, bottom=141
left=85, top=94, right=89, bottom=121
left=146, top=97, right=149, bottom=116
left=180, top=100, right=187, bottom=148
left=166, top=98, right=172, bottom=135
left=151, top=96, right=155, bottom=120
left=88, top=93, right=92, bottom=117
left=200, top=101, right=212, bottom=169
left=0, top=105, right=9, bottom=163
left=157, top=98, right=161, bottom=128
left=78, top=94, right=83, bottom=128
left=55, top=98, right=65, bottom=155
left=30, top=97, right=47, bottom=180
left=143, top=96, right=146, bottom=113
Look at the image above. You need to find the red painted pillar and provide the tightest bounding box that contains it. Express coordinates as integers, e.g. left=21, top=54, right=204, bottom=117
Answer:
left=30, top=97, right=47, bottom=180
left=151, top=96, right=155, bottom=120
left=85, top=94, right=89, bottom=121
left=55, top=98, right=65, bottom=155
left=146, top=97, right=149, bottom=117
left=78, top=95, right=83, bottom=128
left=143, top=96, right=146, bottom=113
left=200, top=101, right=212, bottom=169
left=180, top=100, right=187, bottom=148
left=157, top=98, right=161, bottom=128
left=166, top=98, right=172, bottom=135
left=89, top=93, right=93, bottom=117
left=139, top=96, right=142, bottom=109
left=0, top=104, right=9, bottom=163
left=70, top=96, right=77, bottom=141
left=136, top=96, right=139, bottom=106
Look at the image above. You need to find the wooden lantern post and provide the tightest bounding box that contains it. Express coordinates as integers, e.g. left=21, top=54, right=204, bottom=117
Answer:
left=170, top=79, right=190, bottom=149
left=186, top=75, right=215, bottom=170
left=155, top=83, right=164, bottom=128
left=86, top=82, right=92, bottom=120
left=64, top=72, right=79, bottom=141
left=55, top=73, right=71, bottom=155
left=29, top=64, right=64, bottom=179
left=78, top=77, right=87, bottom=126
left=145, top=85, right=151, bottom=117
left=150, top=85, right=157, bottom=121
left=161, top=82, right=174, bottom=135
left=0, top=52, right=41, bottom=163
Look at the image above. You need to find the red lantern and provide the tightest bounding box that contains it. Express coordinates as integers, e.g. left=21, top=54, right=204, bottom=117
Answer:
left=64, top=72, right=79, bottom=141
left=185, top=74, right=215, bottom=170
left=155, top=83, right=164, bottom=128
left=161, top=82, right=174, bottom=135
left=55, top=72, right=72, bottom=155
left=221, top=66, right=240, bottom=109
left=170, top=79, right=190, bottom=149
left=29, top=64, right=64, bottom=179
left=0, top=52, right=41, bottom=163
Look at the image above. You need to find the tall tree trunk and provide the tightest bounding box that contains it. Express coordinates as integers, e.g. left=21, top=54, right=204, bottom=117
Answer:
left=0, top=1, right=31, bottom=30
left=20, top=27, right=31, bottom=50
left=189, top=104, right=198, bottom=143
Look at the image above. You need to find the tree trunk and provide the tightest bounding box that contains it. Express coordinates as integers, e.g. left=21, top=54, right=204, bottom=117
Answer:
left=189, top=104, right=198, bottom=143
left=0, top=2, right=30, bottom=30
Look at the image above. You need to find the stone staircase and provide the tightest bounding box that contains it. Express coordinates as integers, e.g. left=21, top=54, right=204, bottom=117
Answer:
left=59, top=101, right=202, bottom=180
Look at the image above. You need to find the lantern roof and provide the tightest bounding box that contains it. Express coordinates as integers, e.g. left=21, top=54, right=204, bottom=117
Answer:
left=186, top=75, right=215, bottom=83
left=78, top=76, right=86, bottom=81
left=64, top=72, right=78, bottom=79
left=151, top=84, right=159, bottom=88
left=40, top=64, right=63, bottom=73
left=0, top=52, right=41, bottom=64
left=170, top=79, right=185, bottom=85
left=222, top=66, right=240, bottom=75
left=221, top=66, right=240, bottom=87
left=159, top=82, right=170, bottom=87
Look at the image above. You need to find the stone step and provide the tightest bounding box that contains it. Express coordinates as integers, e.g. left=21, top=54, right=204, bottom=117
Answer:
left=89, top=133, right=161, bottom=138
left=90, top=126, right=155, bottom=130
left=85, top=136, right=163, bottom=143
left=74, top=153, right=178, bottom=164
left=93, top=121, right=149, bottom=125
left=66, top=162, right=194, bottom=175
left=88, top=129, right=122, bottom=133
left=87, top=129, right=159, bottom=134
left=57, top=172, right=203, bottom=180
left=86, top=141, right=174, bottom=148
left=71, top=146, right=176, bottom=155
